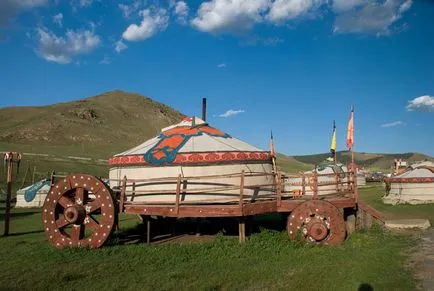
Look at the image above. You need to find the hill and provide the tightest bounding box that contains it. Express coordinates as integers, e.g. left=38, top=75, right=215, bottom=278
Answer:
left=0, top=89, right=432, bottom=187
left=0, top=90, right=184, bottom=158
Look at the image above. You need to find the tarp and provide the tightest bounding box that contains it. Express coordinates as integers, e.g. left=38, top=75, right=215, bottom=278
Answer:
left=24, top=180, right=50, bottom=202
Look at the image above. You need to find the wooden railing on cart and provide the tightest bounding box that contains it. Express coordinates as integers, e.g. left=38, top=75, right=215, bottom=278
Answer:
left=93, top=169, right=359, bottom=212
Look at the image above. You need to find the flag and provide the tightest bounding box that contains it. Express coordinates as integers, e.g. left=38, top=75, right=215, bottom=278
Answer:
left=346, top=106, right=354, bottom=150
left=270, top=131, right=275, bottom=157
left=330, top=120, right=336, bottom=158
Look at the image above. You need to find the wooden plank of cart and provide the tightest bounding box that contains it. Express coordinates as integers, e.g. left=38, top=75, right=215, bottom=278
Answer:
left=41, top=168, right=384, bottom=249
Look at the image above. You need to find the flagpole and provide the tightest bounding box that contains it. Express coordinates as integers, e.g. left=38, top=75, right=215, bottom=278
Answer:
left=334, top=120, right=337, bottom=166
left=351, top=105, right=358, bottom=203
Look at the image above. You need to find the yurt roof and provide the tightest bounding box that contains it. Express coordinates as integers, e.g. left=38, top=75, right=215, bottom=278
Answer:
left=395, top=167, right=434, bottom=179
left=109, top=117, right=271, bottom=166
left=313, top=158, right=347, bottom=173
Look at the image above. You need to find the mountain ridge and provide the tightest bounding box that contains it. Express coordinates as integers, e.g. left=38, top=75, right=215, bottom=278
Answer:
left=0, top=90, right=432, bottom=171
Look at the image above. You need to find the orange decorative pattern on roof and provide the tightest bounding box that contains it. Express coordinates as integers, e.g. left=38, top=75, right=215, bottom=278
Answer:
left=109, top=151, right=271, bottom=166
left=385, top=177, right=434, bottom=183
left=143, top=125, right=231, bottom=165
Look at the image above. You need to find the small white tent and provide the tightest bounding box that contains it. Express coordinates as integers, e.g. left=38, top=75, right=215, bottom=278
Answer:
left=383, top=161, right=434, bottom=205
left=16, top=180, right=51, bottom=208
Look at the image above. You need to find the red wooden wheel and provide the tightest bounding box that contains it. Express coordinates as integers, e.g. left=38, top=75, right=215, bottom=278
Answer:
left=287, top=200, right=346, bottom=245
left=42, top=174, right=116, bottom=249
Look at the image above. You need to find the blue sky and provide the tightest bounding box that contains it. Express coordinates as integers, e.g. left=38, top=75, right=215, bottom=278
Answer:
left=0, top=0, right=434, bottom=156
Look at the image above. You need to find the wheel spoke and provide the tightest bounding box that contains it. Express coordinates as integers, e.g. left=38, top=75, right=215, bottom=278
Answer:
left=56, top=217, right=71, bottom=229
left=84, top=200, right=101, bottom=214
left=71, top=225, right=84, bottom=241
left=58, top=196, right=74, bottom=209
left=76, top=187, right=88, bottom=204
left=85, top=215, right=100, bottom=232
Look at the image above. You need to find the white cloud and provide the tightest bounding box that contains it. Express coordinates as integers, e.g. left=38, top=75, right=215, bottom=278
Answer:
left=217, top=63, right=227, bottom=68
left=191, top=0, right=270, bottom=34
left=115, top=39, right=128, bottom=52
left=333, top=0, right=413, bottom=35
left=332, top=0, right=366, bottom=12
left=266, top=0, right=326, bottom=23
left=53, top=13, right=63, bottom=27
left=380, top=121, right=405, bottom=128
left=79, top=0, right=93, bottom=7
left=219, top=109, right=245, bottom=117
left=99, top=55, right=111, bottom=65
left=71, top=0, right=95, bottom=12
left=122, top=8, right=169, bottom=41
left=174, top=1, right=189, bottom=24
left=0, top=0, right=48, bottom=27
left=406, top=95, right=434, bottom=112
left=118, top=1, right=143, bottom=18
left=36, top=27, right=101, bottom=64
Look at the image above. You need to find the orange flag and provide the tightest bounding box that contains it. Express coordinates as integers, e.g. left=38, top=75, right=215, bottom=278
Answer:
left=346, top=106, right=354, bottom=150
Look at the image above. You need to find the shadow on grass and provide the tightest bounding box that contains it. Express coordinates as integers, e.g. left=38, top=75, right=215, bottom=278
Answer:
left=0, top=211, right=40, bottom=221
left=4, top=229, right=44, bottom=237
left=358, top=283, right=374, bottom=291
left=110, top=214, right=288, bottom=246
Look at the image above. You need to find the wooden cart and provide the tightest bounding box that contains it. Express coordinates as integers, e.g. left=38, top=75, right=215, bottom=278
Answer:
left=41, top=169, right=384, bottom=249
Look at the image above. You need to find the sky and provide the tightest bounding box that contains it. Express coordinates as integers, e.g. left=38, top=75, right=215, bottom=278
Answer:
left=0, top=0, right=434, bottom=156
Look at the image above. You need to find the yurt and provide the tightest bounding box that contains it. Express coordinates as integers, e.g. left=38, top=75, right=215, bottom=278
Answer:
left=109, top=117, right=274, bottom=204
left=383, top=161, right=434, bottom=205
left=16, top=179, right=51, bottom=208
left=283, top=158, right=352, bottom=196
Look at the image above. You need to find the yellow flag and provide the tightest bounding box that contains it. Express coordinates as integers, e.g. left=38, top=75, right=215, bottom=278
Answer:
left=330, top=121, right=336, bottom=156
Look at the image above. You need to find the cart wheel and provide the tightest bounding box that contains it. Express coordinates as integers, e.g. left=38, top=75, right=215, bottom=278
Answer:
left=42, top=174, right=116, bottom=249
left=287, top=200, right=346, bottom=245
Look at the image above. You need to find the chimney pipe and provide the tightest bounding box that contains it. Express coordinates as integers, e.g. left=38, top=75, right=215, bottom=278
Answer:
left=202, top=97, right=207, bottom=121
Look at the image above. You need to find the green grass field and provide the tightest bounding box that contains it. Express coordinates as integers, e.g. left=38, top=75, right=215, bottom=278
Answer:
left=360, top=184, right=434, bottom=223
left=0, top=185, right=427, bottom=290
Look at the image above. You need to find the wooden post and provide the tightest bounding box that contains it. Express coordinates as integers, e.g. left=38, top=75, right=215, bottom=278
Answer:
left=176, top=174, right=181, bottom=214
left=146, top=217, right=151, bottom=245
left=119, top=175, right=127, bottom=213
left=353, top=166, right=359, bottom=203
left=131, top=182, right=136, bottom=202
left=3, top=157, right=12, bottom=236
left=302, top=173, right=306, bottom=196
left=239, top=170, right=245, bottom=212
left=276, top=171, right=282, bottom=207
left=313, top=170, right=318, bottom=199
left=335, top=172, right=339, bottom=193
left=239, top=217, right=246, bottom=243
left=239, top=170, right=246, bottom=243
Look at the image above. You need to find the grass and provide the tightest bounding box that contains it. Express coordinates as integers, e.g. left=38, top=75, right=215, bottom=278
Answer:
left=359, top=183, right=434, bottom=223
left=0, top=185, right=422, bottom=290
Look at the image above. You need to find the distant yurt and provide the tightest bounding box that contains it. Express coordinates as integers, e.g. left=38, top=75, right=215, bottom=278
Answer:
left=383, top=161, right=434, bottom=205
left=109, top=117, right=274, bottom=203
left=16, top=179, right=51, bottom=208
left=284, top=158, right=352, bottom=196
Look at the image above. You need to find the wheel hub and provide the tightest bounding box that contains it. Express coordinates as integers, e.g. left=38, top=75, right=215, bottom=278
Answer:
left=64, top=206, right=86, bottom=225
left=307, top=220, right=328, bottom=241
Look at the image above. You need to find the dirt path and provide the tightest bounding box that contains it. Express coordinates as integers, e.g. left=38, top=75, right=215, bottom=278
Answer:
left=412, top=228, right=434, bottom=290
